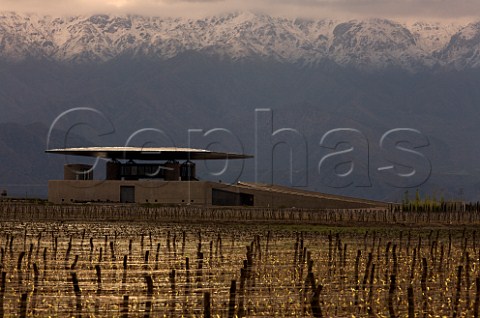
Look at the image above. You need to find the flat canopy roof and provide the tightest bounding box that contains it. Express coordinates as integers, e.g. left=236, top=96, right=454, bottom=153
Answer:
left=46, top=147, right=253, bottom=160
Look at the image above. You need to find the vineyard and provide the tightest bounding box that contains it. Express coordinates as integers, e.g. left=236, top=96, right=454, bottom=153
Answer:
left=0, top=204, right=480, bottom=317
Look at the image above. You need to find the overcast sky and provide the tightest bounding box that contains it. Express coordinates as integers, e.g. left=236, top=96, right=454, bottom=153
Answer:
left=0, top=0, right=477, bottom=21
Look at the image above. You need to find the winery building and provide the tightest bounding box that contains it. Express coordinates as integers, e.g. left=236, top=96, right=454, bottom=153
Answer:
left=46, top=147, right=388, bottom=209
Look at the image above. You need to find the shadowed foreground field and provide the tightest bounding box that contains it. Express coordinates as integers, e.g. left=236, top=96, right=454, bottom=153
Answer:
left=0, top=204, right=480, bottom=317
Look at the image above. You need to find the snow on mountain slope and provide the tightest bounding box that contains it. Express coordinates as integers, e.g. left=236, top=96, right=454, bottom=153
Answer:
left=407, top=21, right=462, bottom=53
left=436, top=22, right=480, bottom=69
left=328, top=19, right=433, bottom=68
left=0, top=11, right=476, bottom=69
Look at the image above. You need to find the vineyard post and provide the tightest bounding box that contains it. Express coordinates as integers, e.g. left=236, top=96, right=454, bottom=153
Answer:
left=228, top=280, right=236, bottom=318
left=256, top=235, right=262, bottom=262
left=169, top=269, right=176, bottom=316
left=265, top=231, right=270, bottom=255
left=121, top=255, right=127, bottom=294
left=453, top=265, right=463, bottom=318
left=466, top=253, right=471, bottom=309
left=336, top=238, right=343, bottom=281
left=448, top=232, right=452, bottom=261
left=219, top=233, right=224, bottom=262
left=376, top=237, right=382, bottom=264
left=2, top=236, right=8, bottom=261
left=144, top=275, right=154, bottom=318
left=166, top=231, right=171, bottom=258
left=80, top=229, right=85, bottom=251
left=204, top=292, right=211, bottom=318
left=32, top=263, right=39, bottom=315
left=246, top=244, right=255, bottom=291
left=327, top=234, right=332, bottom=277
left=121, top=295, right=129, bottom=318
left=399, top=231, right=403, bottom=253
left=311, top=284, right=323, bottom=318
left=71, top=272, right=82, bottom=318
left=209, top=241, right=213, bottom=268
left=185, top=257, right=190, bottom=294
left=173, top=233, right=177, bottom=259
left=42, top=248, right=47, bottom=279
left=128, top=239, right=132, bottom=261
left=71, top=255, right=79, bottom=270
left=52, top=236, right=57, bottom=262
left=474, top=276, right=480, bottom=318
left=8, top=236, right=13, bottom=259
left=392, top=245, right=398, bottom=277
left=302, top=257, right=313, bottom=315
left=149, top=232, right=153, bottom=251
left=95, top=265, right=102, bottom=316
left=362, top=253, right=372, bottom=290
left=155, top=243, right=160, bottom=271
left=104, top=235, right=108, bottom=255
left=367, top=263, right=375, bottom=316
left=0, top=271, right=6, bottom=318
left=196, top=251, right=204, bottom=292
left=384, top=242, right=392, bottom=283
left=474, top=231, right=477, bottom=254
left=19, top=293, right=27, bottom=318
left=89, top=238, right=94, bottom=263
left=421, top=258, right=428, bottom=315
left=23, top=228, right=26, bottom=253
left=65, top=236, right=72, bottom=268
left=364, top=231, right=369, bottom=252
left=354, top=250, right=361, bottom=307
left=182, top=231, right=186, bottom=256
left=407, top=231, right=411, bottom=256
left=388, top=274, right=396, bottom=318
left=438, top=244, right=444, bottom=277
left=428, top=230, right=433, bottom=249
left=144, top=250, right=149, bottom=271
left=109, top=241, right=116, bottom=262
left=410, top=248, right=417, bottom=281
left=417, top=236, right=422, bottom=263
left=17, top=251, right=25, bottom=286
left=238, top=267, right=246, bottom=318
left=293, top=240, right=298, bottom=280
left=27, top=243, right=33, bottom=270
left=407, top=285, right=415, bottom=318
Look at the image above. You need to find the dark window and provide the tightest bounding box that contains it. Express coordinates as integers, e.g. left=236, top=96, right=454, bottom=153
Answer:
left=212, top=189, right=254, bottom=206
left=120, top=186, right=135, bottom=203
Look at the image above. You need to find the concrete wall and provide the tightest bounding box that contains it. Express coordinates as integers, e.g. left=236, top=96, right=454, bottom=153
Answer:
left=48, top=180, right=388, bottom=209
left=48, top=180, right=210, bottom=205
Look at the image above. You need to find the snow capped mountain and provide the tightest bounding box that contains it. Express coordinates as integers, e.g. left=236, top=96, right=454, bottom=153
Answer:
left=407, top=21, right=461, bottom=53
left=435, top=22, right=480, bottom=69
left=328, top=19, right=432, bottom=68
left=0, top=11, right=475, bottom=69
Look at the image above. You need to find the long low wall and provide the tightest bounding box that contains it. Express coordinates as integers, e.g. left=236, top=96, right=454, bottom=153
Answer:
left=48, top=180, right=212, bottom=205
left=48, top=180, right=389, bottom=209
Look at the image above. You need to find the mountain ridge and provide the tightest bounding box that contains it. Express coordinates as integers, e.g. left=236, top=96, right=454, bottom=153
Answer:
left=0, top=11, right=478, bottom=70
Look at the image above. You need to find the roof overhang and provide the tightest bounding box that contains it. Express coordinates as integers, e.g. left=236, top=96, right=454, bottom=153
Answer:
left=45, top=147, right=253, bottom=161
